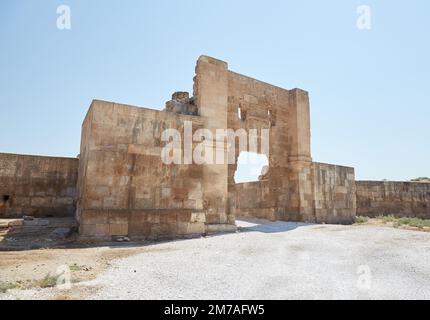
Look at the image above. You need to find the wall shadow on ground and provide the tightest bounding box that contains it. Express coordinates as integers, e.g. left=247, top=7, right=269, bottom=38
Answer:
left=236, top=217, right=313, bottom=234
left=0, top=217, right=315, bottom=252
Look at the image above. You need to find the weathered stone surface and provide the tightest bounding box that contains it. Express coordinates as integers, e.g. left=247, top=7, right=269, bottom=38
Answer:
left=356, top=181, right=430, bottom=218
left=165, top=92, right=198, bottom=116
left=205, top=223, right=237, bottom=234
left=0, top=153, right=78, bottom=218
left=76, top=98, right=210, bottom=239
left=225, top=68, right=315, bottom=223
left=312, top=163, right=356, bottom=224
left=234, top=163, right=356, bottom=224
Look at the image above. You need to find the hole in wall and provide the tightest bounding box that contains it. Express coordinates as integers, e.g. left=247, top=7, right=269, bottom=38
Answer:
left=234, top=152, right=269, bottom=183
left=3, top=195, right=10, bottom=202
left=268, top=109, right=276, bottom=126
left=237, top=105, right=246, bottom=121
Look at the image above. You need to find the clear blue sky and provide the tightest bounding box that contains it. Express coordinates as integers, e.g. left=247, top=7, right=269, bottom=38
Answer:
left=0, top=0, right=429, bottom=181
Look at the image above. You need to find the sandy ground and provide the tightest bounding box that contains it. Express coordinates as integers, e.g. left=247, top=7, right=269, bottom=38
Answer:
left=0, top=245, right=143, bottom=283
left=1, top=219, right=430, bottom=300
left=0, top=244, right=150, bottom=299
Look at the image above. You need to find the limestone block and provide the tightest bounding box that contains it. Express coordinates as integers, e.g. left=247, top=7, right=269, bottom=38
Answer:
left=194, top=199, right=203, bottom=210
left=82, top=210, right=108, bottom=224
left=108, top=211, right=129, bottom=224
left=135, top=198, right=155, bottom=210
left=88, top=199, right=103, bottom=208
left=146, top=212, right=160, bottom=224
left=191, top=212, right=206, bottom=223
left=30, top=197, right=52, bottom=207
left=53, top=197, right=74, bottom=206
left=80, top=223, right=109, bottom=237
left=128, top=211, right=147, bottom=224
left=184, top=199, right=197, bottom=209
left=92, top=100, right=117, bottom=125
left=13, top=196, right=31, bottom=206
left=205, top=224, right=237, bottom=233
left=177, top=211, right=192, bottom=222
left=109, top=223, right=128, bottom=236
left=150, top=223, right=174, bottom=236
left=128, top=222, right=151, bottom=236
left=178, top=222, right=205, bottom=235
left=159, top=211, right=178, bottom=225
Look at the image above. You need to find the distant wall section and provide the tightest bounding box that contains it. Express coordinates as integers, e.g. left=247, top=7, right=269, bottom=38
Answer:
left=356, top=181, right=430, bottom=218
left=0, top=153, right=78, bottom=218
left=312, top=162, right=356, bottom=224
left=234, top=162, right=356, bottom=224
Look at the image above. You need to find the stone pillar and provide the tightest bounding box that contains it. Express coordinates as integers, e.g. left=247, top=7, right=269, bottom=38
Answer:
left=194, top=56, right=235, bottom=232
left=285, top=88, right=315, bottom=222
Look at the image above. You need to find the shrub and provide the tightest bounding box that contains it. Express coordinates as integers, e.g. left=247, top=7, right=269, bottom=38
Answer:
left=355, top=216, right=369, bottom=224
left=376, top=215, right=395, bottom=223
left=0, top=281, right=19, bottom=293
left=395, top=217, right=430, bottom=229
left=37, top=274, right=60, bottom=288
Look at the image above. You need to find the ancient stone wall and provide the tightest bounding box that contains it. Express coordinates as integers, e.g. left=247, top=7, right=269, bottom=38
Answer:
left=76, top=100, right=210, bottom=239
left=234, top=180, right=278, bottom=220
left=312, top=162, right=356, bottom=224
left=225, top=67, right=314, bottom=223
left=0, top=153, right=78, bottom=218
left=234, top=163, right=356, bottom=223
left=193, top=56, right=232, bottom=229
left=356, top=181, right=430, bottom=218
left=194, top=56, right=352, bottom=225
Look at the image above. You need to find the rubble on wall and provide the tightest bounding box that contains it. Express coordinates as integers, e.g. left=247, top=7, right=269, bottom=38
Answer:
left=165, top=91, right=198, bottom=116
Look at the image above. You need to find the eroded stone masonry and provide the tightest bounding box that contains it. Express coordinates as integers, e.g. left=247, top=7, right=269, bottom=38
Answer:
left=1, top=55, right=429, bottom=239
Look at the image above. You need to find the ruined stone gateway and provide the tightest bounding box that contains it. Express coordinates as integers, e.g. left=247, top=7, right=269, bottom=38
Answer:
left=1, top=55, right=429, bottom=239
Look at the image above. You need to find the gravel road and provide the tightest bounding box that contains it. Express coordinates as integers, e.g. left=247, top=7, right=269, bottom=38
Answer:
left=88, top=219, right=430, bottom=300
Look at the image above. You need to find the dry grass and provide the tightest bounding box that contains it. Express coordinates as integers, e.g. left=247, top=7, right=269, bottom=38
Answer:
left=0, top=281, right=19, bottom=293
left=37, top=274, right=60, bottom=288
left=354, top=216, right=369, bottom=224
left=355, top=215, right=430, bottom=231
left=0, top=273, right=68, bottom=293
